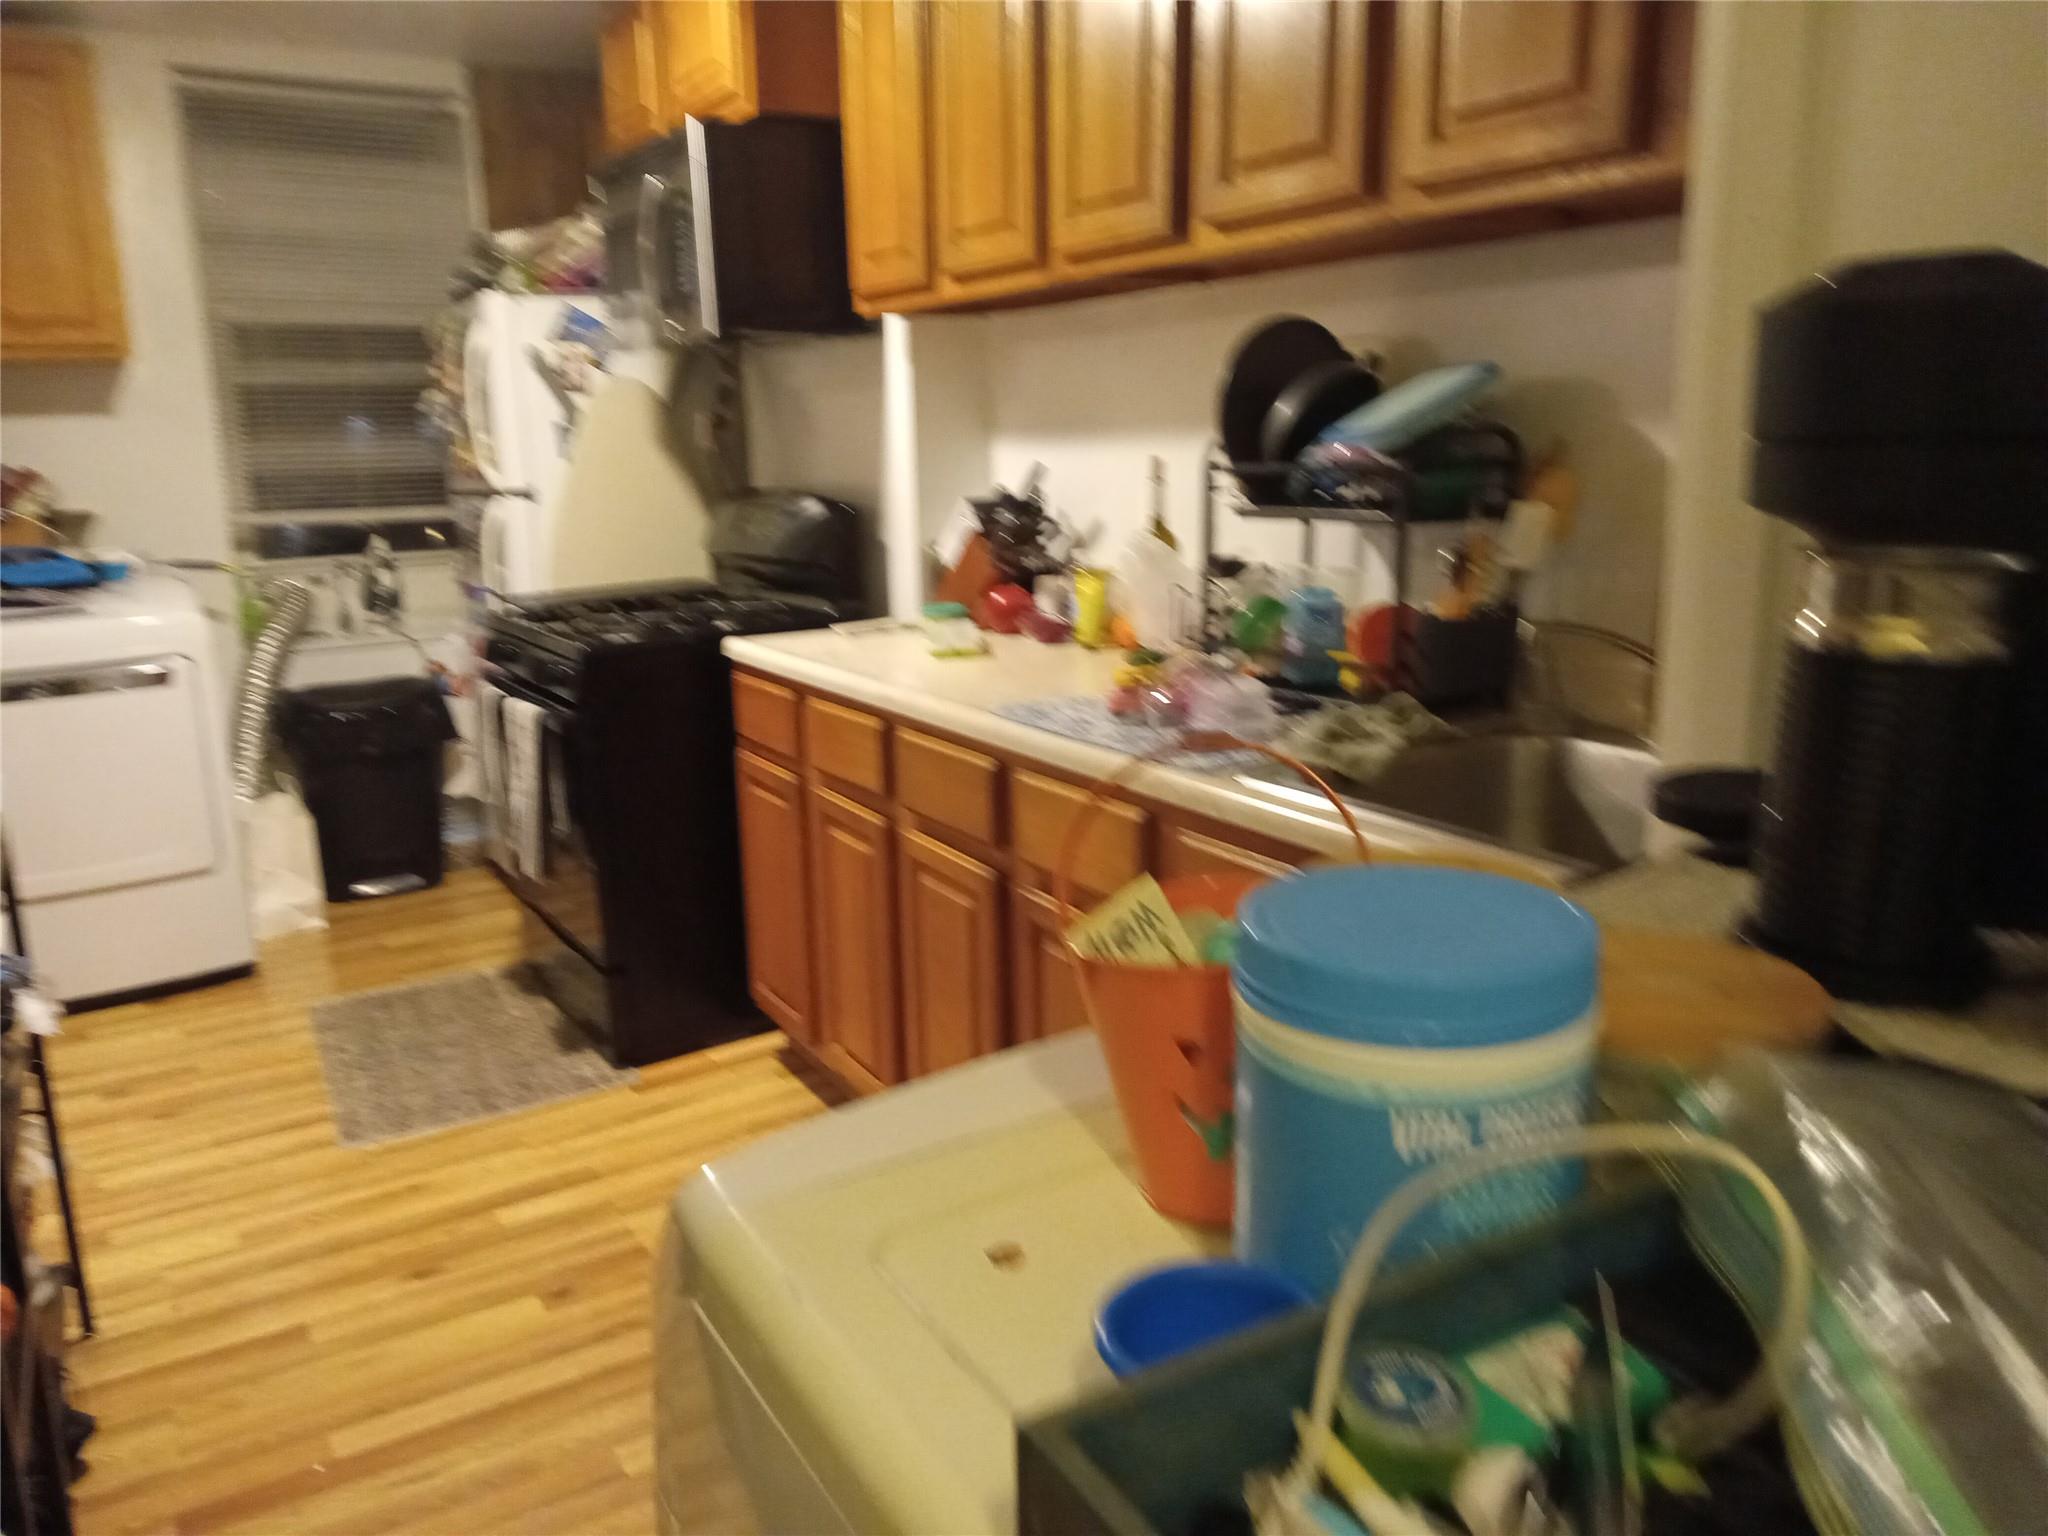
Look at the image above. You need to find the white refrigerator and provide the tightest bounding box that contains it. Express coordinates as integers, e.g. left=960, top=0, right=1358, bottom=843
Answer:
left=456, top=291, right=713, bottom=603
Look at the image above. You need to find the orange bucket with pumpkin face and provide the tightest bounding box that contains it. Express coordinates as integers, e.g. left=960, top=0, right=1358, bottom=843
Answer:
left=1055, top=739, right=1371, bottom=1228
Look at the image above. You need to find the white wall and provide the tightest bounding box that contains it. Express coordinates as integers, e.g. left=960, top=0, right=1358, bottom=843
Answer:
left=1654, top=0, right=2048, bottom=767
left=0, top=30, right=473, bottom=672
left=981, top=218, right=1684, bottom=643
left=740, top=329, right=888, bottom=612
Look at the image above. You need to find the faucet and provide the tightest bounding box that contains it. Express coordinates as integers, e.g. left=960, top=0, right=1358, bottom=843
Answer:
left=1514, top=619, right=1658, bottom=744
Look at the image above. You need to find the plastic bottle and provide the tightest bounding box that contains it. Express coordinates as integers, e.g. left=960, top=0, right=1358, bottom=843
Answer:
left=1281, top=583, right=1346, bottom=689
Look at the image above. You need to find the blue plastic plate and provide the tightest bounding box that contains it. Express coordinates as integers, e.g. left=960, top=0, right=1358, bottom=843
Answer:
left=1312, top=361, right=1501, bottom=455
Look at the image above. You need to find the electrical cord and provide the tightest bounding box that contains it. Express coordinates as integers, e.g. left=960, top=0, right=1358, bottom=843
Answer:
left=1283, top=1124, right=1812, bottom=1504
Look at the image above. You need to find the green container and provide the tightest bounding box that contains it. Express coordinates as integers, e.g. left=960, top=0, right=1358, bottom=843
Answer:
left=1017, top=1187, right=1677, bottom=1536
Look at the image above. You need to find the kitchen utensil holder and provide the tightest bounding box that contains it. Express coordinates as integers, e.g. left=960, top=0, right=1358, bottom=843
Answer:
left=1398, top=604, right=1521, bottom=709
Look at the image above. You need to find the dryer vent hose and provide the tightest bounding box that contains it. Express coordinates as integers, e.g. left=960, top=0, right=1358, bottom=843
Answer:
left=232, top=578, right=312, bottom=802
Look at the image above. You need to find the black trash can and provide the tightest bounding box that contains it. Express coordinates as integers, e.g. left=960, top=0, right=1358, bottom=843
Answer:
left=277, top=676, right=455, bottom=902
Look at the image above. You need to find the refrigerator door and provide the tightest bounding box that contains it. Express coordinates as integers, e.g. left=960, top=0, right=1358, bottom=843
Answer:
left=462, top=293, right=620, bottom=501
left=479, top=494, right=549, bottom=604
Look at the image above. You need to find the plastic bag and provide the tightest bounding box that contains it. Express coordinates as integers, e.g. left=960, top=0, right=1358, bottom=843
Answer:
left=241, top=790, right=327, bottom=939
left=1676, top=1056, right=2048, bottom=1536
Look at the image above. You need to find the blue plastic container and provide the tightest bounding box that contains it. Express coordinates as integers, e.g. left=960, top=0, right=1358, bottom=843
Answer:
left=1095, top=1261, right=1312, bottom=1378
left=1281, top=584, right=1346, bottom=690
left=1231, top=865, right=1598, bottom=1297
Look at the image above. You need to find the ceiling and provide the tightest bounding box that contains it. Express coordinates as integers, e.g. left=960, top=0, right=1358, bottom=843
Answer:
left=17, top=0, right=604, bottom=69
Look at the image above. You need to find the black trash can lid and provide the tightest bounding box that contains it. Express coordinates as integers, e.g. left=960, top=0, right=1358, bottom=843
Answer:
left=277, top=675, right=455, bottom=758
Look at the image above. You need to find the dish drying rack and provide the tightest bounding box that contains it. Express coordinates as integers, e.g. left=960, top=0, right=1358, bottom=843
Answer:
left=1194, top=441, right=1522, bottom=708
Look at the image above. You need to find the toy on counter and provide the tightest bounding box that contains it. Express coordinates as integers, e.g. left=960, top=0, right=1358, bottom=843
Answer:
left=1105, top=648, right=1170, bottom=718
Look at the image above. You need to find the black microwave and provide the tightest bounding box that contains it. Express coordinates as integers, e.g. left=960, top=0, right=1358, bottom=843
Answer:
left=598, top=116, right=861, bottom=342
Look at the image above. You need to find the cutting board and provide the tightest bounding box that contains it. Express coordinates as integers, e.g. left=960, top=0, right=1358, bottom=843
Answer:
left=1600, top=927, right=1834, bottom=1067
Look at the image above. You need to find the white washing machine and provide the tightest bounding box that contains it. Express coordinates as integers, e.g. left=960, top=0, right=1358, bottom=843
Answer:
left=1, top=574, right=253, bottom=1005
left=657, top=1033, right=1223, bottom=1535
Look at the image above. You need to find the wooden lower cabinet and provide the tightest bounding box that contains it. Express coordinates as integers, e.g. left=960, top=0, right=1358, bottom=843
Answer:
left=1010, top=881, right=1090, bottom=1041
left=733, top=750, right=815, bottom=1041
left=1157, top=821, right=1299, bottom=882
left=897, top=828, right=1005, bottom=1073
left=733, top=671, right=1358, bottom=1095
left=809, top=783, right=901, bottom=1086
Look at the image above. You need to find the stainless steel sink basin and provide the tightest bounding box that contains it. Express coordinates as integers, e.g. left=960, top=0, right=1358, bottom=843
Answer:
left=1249, top=731, right=1657, bottom=875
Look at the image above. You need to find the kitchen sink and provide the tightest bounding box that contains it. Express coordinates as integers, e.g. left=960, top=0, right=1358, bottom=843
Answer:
left=1248, top=730, right=1658, bottom=875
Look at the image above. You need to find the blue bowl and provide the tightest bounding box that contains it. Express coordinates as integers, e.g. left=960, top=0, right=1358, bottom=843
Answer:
left=1095, top=1260, right=1313, bottom=1378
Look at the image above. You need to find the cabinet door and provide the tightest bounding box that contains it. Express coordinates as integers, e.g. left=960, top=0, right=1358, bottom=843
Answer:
left=0, top=31, right=125, bottom=361
left=1189, top=0, right=1375, bottom=234
left=656, top=0, right=758, bottom=123
left=810, top=784, right=901, bottom=1084
left=1047, top=0, right=1182, bottom=263
left=1394, top=0, right=1645, bottom=191
left=838, top=0, right=933, bottom=300
left=600, top=3, right=667, bottom=152
left=734, top=750, right=815, bottom=1041
left=1011, top=882, right=1091, bottom=1042
left=1157, top=823, right=1297, bottom=883
left=931, top=0, right=1042, bottom=281
left=472, top=68, right=606, bottom=230
left=898, top=828, right=1004, bottom=1076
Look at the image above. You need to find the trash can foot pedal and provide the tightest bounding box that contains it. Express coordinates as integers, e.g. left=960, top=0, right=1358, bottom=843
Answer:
left=348, top=873, right=429, bottom=899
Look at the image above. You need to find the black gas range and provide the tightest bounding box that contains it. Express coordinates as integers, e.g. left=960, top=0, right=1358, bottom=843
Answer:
left=485, top=581, right=837, bottom=693
left=480, top=582, right=839, bottom=1066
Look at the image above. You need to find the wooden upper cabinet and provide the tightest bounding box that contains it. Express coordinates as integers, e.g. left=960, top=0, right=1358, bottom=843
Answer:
left=931, top=0, right=1042, bottom=282
left=601, top=4, right=667, bottom=152
left=472, top=68, right=605, bottom=230
left=1190, top=0, right=1376, bottom=235
left=1393, top=0, right=1646, bottom=193
left=839, top=0, right=933, bottom=300
left=898, top=828, right=1005, bottom=1075
left=809, top=783, right=901, bottom=1084
left=603, top=2, right=836, bottom=153
left=657, top=0, right=758, bottom=122
left=1, top=31, right=126, bottom=362
left=1047, top=0, right=1182, bottom=264
left=734, top=750, right=815, bottom=1040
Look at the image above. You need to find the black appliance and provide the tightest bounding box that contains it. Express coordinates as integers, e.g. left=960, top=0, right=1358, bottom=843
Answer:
left=710, top=490, right=867, bottom=607
left=1741, top=250, right=2048, bottom=1004
left=482, top=582, right=838, bottom=1065
left=600, top=117, right=860, bottom=342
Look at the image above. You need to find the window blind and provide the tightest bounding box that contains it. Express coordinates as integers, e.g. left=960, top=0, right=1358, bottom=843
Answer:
left=179, top=77, right=471, bottom=555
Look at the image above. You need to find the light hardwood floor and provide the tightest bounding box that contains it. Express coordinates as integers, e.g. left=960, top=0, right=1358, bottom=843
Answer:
left=37, top=869, right=838, bottom=1535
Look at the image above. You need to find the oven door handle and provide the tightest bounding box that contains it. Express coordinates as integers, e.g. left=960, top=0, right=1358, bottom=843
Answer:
left=487, top=671, right=577, bottom=718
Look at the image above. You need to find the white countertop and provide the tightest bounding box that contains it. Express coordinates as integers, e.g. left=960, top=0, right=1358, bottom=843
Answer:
left=723, top=625, right=1559, bottom=870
